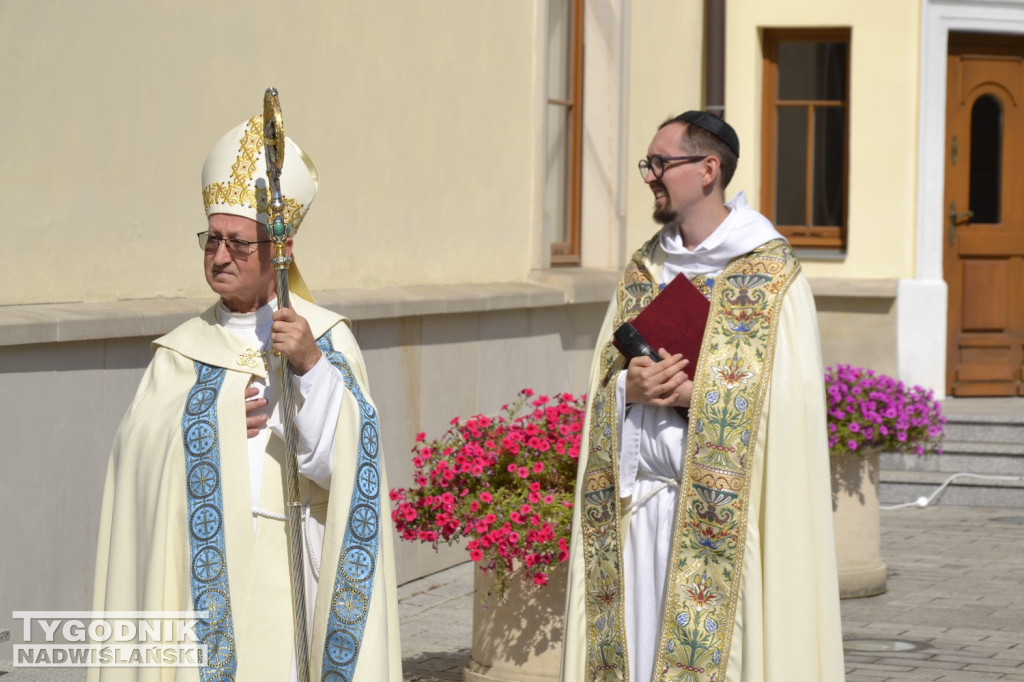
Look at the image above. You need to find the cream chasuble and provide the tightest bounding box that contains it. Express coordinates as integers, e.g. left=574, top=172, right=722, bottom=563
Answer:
left=90, top=296, right=401, bottom=681
left=561, top=196, right=844, bottom=682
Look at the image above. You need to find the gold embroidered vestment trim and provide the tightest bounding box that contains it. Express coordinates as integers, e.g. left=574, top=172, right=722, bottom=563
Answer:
left=580, top=238, right=799, bottom=682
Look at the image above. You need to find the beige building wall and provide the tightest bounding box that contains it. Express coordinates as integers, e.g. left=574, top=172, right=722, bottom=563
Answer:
left=1, top=1, right=544, bottom=306
left=0, top=289, right=612, bottom=623
left=725, top=0, right=921, bottom=282
left=719, top=0, right=919, bottom=378
left=0, top=0, right=643, bottom=635
left=0, top=0, right=916, bottom=645
left=623, top=1, right=705, bottom=254
left=617, top=1, right=908, bottom=377
left=2, top=0, right=717, bottom=305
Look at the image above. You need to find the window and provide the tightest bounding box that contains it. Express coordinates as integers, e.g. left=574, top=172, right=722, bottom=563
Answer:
left=761, top=29, right=850, bottom=250
left=969, top=94, right=1002, bottom=224
left=545, top=0, right=584, bottom=264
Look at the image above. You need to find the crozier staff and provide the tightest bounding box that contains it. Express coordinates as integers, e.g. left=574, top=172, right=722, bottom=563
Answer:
left=90, top=104, right=402, bottom=681
left=262, top=87, right=313, bottom=682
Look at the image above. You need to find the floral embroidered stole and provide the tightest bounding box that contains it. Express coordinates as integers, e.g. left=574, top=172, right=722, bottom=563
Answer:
left=580, top=237, right=799, bottom=681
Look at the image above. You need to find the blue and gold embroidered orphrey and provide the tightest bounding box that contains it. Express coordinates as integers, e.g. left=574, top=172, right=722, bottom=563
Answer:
left=182, top=363, right=237, bottom=678
left=317, top=330, right=382, bottom=680
left=580, top=237, right=799, bottom=682
left=181, top=331, right=382, bottom=680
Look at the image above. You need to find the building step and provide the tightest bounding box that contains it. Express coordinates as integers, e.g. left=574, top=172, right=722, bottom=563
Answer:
left=881, top=440, right=1024, bottom=475
left=940, top=397, right=1024, bottom=443
left=943, top=419, right=1024, bottom=444
left=879, top=469, right=1024, bottom=508
left=878, top=398, right=1024, bottom=507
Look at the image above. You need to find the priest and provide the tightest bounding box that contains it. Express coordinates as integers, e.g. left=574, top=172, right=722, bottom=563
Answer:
left=561, top=111, right=844, bottom=682
left=90, top=114, right=401, bottom=681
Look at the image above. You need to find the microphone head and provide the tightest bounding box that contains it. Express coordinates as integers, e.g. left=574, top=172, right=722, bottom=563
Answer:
left=613, top=323, right=644, bottom=348
left=613, top=322, right=660, bottom=361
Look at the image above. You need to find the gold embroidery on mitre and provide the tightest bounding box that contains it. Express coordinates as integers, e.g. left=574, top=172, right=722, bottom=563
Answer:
left=202, top=116, right=307, bottom=229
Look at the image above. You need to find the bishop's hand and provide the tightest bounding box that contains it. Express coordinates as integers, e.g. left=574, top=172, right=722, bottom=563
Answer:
left=244, top=385, right=269, bottom=438
left=271, top=307, right=322, bottom=375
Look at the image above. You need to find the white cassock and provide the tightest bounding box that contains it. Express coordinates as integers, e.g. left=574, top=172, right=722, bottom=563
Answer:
left=219, top=299, right=342, bottom=682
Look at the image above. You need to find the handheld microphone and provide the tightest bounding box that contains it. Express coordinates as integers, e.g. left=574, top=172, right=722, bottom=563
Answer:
left=613, top=322, right=662, bottom=362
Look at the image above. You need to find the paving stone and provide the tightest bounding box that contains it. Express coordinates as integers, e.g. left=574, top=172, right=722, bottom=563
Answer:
left=399, top=591, right=451, bottom=609
left=397, top=505, right=1023, bottom=681
left=876, top=657, right=967, bottom=671
left=933, top=672, right=1004, bottom=681
left=844, top=661, right=919, bottom=673
left=932, top=653, right=1007, bottom=666
left=964, top=663, right=1024, bottom=674
left=862, top=673, right=943, bottom=682
left=984, top=631, right=1024, bottom=643
left=844, top=673, right=895, bottom=682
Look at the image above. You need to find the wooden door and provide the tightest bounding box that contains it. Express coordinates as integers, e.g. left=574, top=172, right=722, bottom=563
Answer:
left=945, top=34, right=1024, bottom=396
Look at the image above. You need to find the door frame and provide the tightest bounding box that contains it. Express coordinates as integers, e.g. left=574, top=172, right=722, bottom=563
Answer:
left=903, top=0, right=1024, bottom=395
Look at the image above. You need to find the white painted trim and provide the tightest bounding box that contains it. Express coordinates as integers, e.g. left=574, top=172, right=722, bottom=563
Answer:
left=908, top=0, right=1024, bottom=393
left=917, top=0, right=1024, bottom=282
left=897, top=278, right=949, bottom=393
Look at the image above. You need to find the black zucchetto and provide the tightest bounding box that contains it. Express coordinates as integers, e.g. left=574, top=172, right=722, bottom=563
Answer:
left=675, top=110, right=740, bottom=157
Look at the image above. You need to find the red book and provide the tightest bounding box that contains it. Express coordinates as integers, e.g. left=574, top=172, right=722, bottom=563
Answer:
left=613, top=273, right=710, bottom=369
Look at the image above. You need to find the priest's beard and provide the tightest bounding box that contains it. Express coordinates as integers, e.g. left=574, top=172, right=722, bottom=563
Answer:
left=653, top=204, right=677, bottom=225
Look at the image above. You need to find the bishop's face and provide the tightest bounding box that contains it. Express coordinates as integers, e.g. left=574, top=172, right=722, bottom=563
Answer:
left=203, top=213, right=277, bottom=313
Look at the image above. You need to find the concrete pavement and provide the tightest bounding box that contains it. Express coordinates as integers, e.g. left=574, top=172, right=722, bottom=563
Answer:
left=841, top=505, right=1024, bottom=681
left=400, top=561, right=475, bottom=682
left=399, top=505, right=1024, bottom=681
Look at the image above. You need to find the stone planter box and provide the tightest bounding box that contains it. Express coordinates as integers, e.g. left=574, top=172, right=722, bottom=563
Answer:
left=464, top=562, right=567, bottom=682
left=831, top=447, right=888, bottom=598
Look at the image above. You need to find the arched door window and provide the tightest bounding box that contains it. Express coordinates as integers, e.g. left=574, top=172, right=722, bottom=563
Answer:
left=969, top=94, right=1003, bottom=224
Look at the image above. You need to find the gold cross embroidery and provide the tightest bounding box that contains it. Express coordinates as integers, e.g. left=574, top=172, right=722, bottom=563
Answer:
left=236, top=347, right=265, bottom=370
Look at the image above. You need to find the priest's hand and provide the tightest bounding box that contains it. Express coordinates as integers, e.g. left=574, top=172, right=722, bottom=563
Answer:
left=271, top=307, right=322, bottom=375
left=667, top=378, right=694, bottom=409
left=624, top=349, right=691, bottom=407
left=245, top=386, right=269, bottom=438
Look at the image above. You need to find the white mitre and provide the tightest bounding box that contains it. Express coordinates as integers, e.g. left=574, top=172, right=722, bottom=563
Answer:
left=202, top=115, right=319, bottom=301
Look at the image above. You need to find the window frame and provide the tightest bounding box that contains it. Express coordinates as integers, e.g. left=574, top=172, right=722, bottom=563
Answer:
left=760, top=28, right=851, bottom=250
left=548, top=0, right=585, bottom=265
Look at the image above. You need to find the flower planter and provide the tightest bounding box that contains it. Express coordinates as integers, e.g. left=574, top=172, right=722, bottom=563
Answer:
left=831, top=447, right=887, bottom=598
left=463, top=562, right=567, bottom=682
